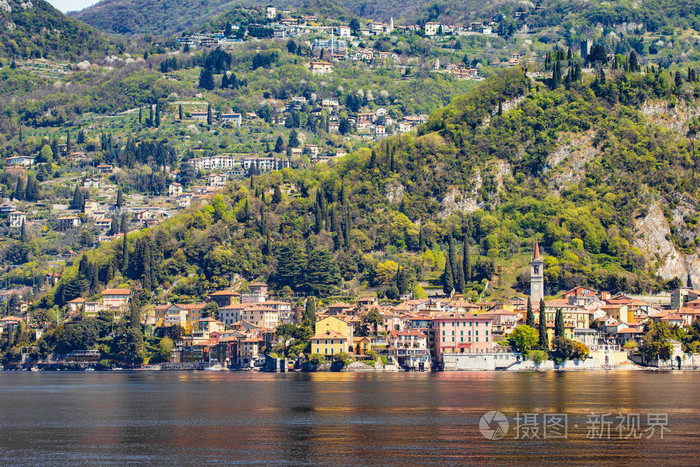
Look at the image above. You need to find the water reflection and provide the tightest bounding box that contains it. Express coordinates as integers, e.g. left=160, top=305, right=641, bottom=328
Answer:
left=1, top=371, right=699, bottom=464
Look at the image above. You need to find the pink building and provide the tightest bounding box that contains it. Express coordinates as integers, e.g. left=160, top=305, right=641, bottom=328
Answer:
left=435, top=314, right=493, bottom=357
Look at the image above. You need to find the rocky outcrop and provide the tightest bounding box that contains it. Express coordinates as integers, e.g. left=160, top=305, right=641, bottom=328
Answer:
left=546, top=130, right=597, bottom=189
left=634, top=203, right=700, bottom=286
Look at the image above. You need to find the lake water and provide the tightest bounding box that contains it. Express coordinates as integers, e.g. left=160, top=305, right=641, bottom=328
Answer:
left=1, top=371, right=699, bottom=465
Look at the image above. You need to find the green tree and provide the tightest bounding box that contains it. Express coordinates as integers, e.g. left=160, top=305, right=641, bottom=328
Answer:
left=463, top=237, right=471, bottom=281
left=361, top=308, right=384, bottom=335
left=304, top=249, right=341, bottom=296
left=199, top=67, right=215, bottom=90
left=554, top=309, right=564, bottom=337
left=526, top=297, right=535, bottom=328
left=538, top=298, right=548, bottom=349
left=274, top=135, right=285, bottom=152
left=203, top=302, right=219, bottom=320
left=38, top=144, right=53, bottom=163
left=442, top=250, right=454, bottom=296
left=289, top=129, right=299, bottom=147
left=24, top=176, right=40, bottom=202
left=550, top=336, right=575, bottom=364
left=304, top=297, right=317, bottom=324
left=507, top=325, right=539, bottom=357
left=116, top=188, right=123, bottom=208
left=207, top=103, right=213, bottom=125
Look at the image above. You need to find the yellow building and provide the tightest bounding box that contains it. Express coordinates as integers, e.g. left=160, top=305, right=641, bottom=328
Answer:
left=311, top=316, right=352, bottom=357
left=545, top=325, right=576, bottom=348
left=160, top=303, right=205, bottom=333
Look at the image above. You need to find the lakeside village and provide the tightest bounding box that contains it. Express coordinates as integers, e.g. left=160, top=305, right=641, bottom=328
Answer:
left=3, top=241, right=700, bottom=372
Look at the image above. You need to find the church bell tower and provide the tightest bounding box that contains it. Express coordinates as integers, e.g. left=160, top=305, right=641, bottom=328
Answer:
left=530, top=239, right=544, bottom=304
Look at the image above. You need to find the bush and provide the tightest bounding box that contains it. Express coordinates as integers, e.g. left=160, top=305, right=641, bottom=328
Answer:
left=365, top=349, right=378, bottom=360
left=530, top=350, right=547, bottom=365
left=380, top=356, right=388, bottom=365
left=96, top=359, right=111, bottom=371
left=307, top=353, right=326, bottom=366
left=363, top=359, right=376, bottom=367
left=623, top=340, right=638, bottom=350
left=333, top=351, right=352, bottom=366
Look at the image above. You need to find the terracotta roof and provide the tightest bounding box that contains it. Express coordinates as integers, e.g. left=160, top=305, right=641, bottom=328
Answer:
left=67, top=298, right=86, bottom=303
left=0, top=316, right=22, bottom=322
left=661, top=313, right=684, bottom=320
left=209, top=290, right=240, bottom=296
left=311, top=330, right=347, bottom=340
left=102, top=288, right=130, bottom=295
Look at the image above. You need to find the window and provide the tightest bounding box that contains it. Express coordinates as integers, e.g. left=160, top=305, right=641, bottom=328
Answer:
left=331, top=340, right=334, bottom=345
left=325, top=348, right=328, bottom=355
left=325, top=339, right=328, bottom=345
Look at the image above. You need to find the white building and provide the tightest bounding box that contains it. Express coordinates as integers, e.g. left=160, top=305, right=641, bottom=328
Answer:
left=189, top=155, right=236, bottom=171
left=9, top=211, right=26, bottom=229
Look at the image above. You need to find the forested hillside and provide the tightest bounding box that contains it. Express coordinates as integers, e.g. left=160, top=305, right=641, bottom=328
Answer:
left=71, top=0, right=700, bottom=38
left=0, top=0, right=113, bottom=59
left=41, top=65, right=700, bottom=311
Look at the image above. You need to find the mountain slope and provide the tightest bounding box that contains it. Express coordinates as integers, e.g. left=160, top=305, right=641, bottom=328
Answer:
left=43, top=67, right=700, bottom=310
left=69, top=0, right=258, bottom=35
left=0, top=0, right=111, bottom=59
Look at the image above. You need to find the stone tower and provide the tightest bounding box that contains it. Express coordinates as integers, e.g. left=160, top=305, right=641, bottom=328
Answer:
left=530, top=239, right=544, bottom=304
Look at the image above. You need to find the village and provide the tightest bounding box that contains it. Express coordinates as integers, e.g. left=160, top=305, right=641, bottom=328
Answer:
left=3, top=241, right=700, bottom=372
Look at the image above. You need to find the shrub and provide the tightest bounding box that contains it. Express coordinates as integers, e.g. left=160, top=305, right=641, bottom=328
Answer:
left=380, top=356, right=388, bottom=365
left=623, top=340, right=638, bottom=350
left=530, top=350, right=547, bottom=365
left=96, top=359, right=110, bottom=371
left=363, top=359, right=376, bottom=367
left=333, top=351, right=352, bottom=366
left=365, top=349, right=378, bottom=360
left=307, top=353, right=326, bottom=366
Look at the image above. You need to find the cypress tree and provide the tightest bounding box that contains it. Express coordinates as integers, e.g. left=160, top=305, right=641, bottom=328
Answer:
left=66, top=130, right=72, bottom=153
left=116, top=188, right=123, bottom=208
left=448, top=236, right=458, bottom=284
left=25, top=176, right=39, bottom=202
left=149, top=105, right=154, bottom=126
left=555, top=308, right=565, bottom=338
left=526, top=297, right=535, bottom=328
left=314, top=192, right=323, bottom=233
left=304, top=297, right=317, bottom=324
left=259, top=206, right=267, bottom=236
left=456, top=253, right=466, bottom=293
left=463, top=237, right=471, bottom=281
left=538, top=298, right=548, bottom=349
left=343, top=210, right=351, bottom=248
left=155, top=103, right=161, bottom=127
left=121, top=233, right=129, bottom=274
left=207, top=103, right=213, bottom=125
left=139, top=107, right=143, bottom=124
left=272, top=185, right=282, bottom=204
left=178, top=104, right=183, bottom=120
left=14, top=177, right=25, bottom=200
left=442, top=252, right=454, bottom=296
left=20, top=220, right=28, bottom=243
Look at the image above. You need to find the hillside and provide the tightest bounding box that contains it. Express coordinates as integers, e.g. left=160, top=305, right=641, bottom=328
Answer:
left=70, top=0, right=700, bottom=38
left=70, top=0, right=286, bottom=35
left=0, top=0, right=112, bottom=60
left=40, top=65, right=700, bottom=311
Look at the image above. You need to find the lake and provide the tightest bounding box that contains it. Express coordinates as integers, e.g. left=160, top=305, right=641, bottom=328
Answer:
left=1, top=371, right=699, bottom=465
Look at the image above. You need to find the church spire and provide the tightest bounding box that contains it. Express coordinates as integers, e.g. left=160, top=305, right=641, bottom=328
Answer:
left=534, top=238, right=541, bottom=260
